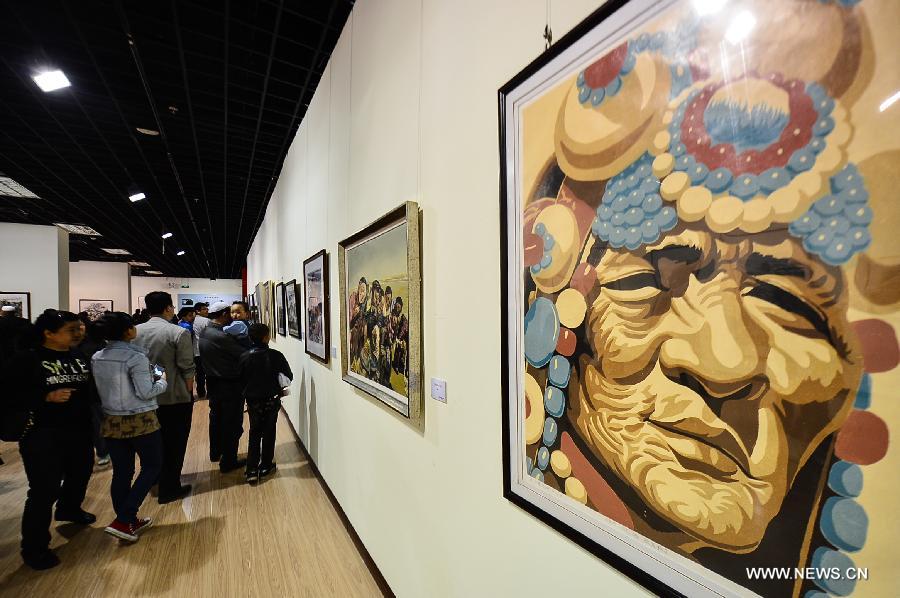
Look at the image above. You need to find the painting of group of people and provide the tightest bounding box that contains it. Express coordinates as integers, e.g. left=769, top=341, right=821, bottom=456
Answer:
left=347, top=275, right=409, bottom=396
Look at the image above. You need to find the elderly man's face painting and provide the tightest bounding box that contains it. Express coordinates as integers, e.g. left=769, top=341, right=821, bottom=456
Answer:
left=573, top=225, right=861, bottom=551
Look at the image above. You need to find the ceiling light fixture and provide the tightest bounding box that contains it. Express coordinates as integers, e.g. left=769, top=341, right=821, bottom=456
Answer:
left=54, top=223, right=101, bottom=236
left=0, top=175, right=40, bottom=198
left=129, top=192, right=146, bottom=202
left=145, top=270, right=163, bottom=275
left=101, top=248, right=131, bottom=255
left=161, top=232, right=173, bottom=239
left=879, top=90, right=900, bottom=113
left=128, top=261, right=151, bottom=267
left=135, top=127, right=160, bottom=136
left=725, top=10, right=756, bottom=44
left=176, top=250, right=186, bottom=256
left=32, top=69, right=71, bottom=92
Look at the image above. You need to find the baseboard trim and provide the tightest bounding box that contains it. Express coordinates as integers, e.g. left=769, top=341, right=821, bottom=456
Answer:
left=281, top=408, right=395, bottom=598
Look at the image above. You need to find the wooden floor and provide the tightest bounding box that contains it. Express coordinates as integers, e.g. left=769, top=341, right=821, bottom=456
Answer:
left=0, top=401, right=382, bottom=598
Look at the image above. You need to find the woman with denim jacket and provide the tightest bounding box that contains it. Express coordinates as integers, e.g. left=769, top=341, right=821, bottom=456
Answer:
left=91, top=312, right=167, bottom=542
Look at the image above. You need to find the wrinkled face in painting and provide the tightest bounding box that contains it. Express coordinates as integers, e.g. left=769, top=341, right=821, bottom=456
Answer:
left=574, top=224, right=862, bottom=551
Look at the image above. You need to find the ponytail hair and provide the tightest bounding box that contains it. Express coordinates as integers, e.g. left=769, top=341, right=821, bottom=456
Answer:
left=95, top=311, right=135, bottom=342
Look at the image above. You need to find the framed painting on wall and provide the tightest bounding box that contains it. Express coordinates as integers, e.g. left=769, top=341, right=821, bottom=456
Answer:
left=79, top=299, right=113, bottom=321
left=260, top=281, right=271, bottom=330
left=303, top=249, right=330, bottom=363
left=285, top=279, right=301, bottom=339
left=0, top=291, right=31, bottom=319
left=338, top=202, right=422, bottom=427
left=275, top=282, right=286, bottom=336
left=500, top=0, right=899, bottom=596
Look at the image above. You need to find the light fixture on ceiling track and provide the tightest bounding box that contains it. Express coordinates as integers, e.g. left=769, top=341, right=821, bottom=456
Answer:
left=32, top=69, right=71, bottom=92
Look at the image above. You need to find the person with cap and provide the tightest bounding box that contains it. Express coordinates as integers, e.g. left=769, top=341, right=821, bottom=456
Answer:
left=192, top=303, right=210, bottom=399
left=133, top=292, right=195, bottom=504
left=199, top=301, right=247, bottom=472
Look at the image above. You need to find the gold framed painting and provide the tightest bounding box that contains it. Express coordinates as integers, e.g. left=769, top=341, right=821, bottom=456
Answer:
left=500, top=0, right=899, bottom=596
left=338, top=202, right=423, bottom=428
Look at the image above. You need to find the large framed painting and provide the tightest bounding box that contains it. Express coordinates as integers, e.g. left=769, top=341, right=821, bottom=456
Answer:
left=500, top=1, right=899, bottom=596
left=275, top=282, right=286, bottom=337
left=79, top=299, right=113, bottom=321
left=285, top=279, right=301, bottom=339
left=339, top=202, right=422, bottom=427
left=303, top=249, right=330, bottom=363
left=0, top=291, right=31, bottom=319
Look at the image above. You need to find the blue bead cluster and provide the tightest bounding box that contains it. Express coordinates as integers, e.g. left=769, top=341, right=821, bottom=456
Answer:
left=788, top=164, right=872, bottom=266
left=664, top=82, right=837, bottom=202
left=529, top=354, right=572, bottom=481
left=577, top=44, right=635, bottom=107
left=591, top=153, right=678, bottom=250
left=578, top=20, right=700, bottom=108
left=529, top=223, right=556, bottom=275
left=818, top=0, right=862, bottom=6
left=809, top=374, right=871, bottom=596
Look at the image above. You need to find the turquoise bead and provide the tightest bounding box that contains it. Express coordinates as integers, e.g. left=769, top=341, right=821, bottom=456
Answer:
left=547, top=355, right=571, bottom=388
left=542, top=417, right=558, bottom=446
left=811, top=547, right=857, bottom=596
left=524, top=298, right=559, bottom=368
left=828, top=461, right=863, bottom=497
left=854, top=373, right=872, bottom=409
left=536, top=446, right=550, bottom=471
left=544, top=386, right=566, bottom=418
left=820, top=497, right=868, bottom=553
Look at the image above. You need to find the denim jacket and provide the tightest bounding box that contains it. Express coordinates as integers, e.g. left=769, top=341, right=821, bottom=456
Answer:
left=91, top=340, right=168, bottom=416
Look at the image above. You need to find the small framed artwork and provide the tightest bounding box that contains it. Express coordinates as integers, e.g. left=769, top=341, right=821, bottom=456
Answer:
left=303, top=249, right=330, bottom=363
left=285, top=279, right=302, bottom=339
left=275, top=282, right=286, bottom=336
left=338, top=202, right=422, bottom=427
left=0, top=291, right=31, bottom=319
left=79, top=299, right=113, bottom=321
left=500, top=0, right=900, bottom=596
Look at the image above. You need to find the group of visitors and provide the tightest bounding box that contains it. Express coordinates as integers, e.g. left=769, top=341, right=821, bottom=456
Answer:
left=0, top=292, right=292, bottom=570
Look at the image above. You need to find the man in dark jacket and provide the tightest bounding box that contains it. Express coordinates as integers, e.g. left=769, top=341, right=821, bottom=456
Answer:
left=199, top=301, right=246, bottom=472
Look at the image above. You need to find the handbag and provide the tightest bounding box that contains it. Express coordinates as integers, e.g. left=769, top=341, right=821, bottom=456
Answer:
left=0, top=409, right=35, bottom=442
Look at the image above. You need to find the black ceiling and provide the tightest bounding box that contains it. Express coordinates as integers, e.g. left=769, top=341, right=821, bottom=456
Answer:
left=0, top=0, right=353, bottom=278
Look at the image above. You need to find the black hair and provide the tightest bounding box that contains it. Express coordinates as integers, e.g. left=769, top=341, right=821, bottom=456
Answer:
left=249, top=323, right=269, bottom=345
left=384, top=286, right=392, bottom=295
left=145, top=291, right=173, bottom=315
left=371, top=280, right=382, bottom=294
left=194, top=302, right=208, bottom=309
left=77, top=312, right=91, bottom=325
left=232, top=300, right=249, bottom=312
left=394, top=297, right=403, bottom=308
left=33, top=309, right=79, bottom=346
left=96, top=311, right=135, bottom=342
left=358, top=277, right=367, bottom=285
left=177, top=306, right=195, bottom=319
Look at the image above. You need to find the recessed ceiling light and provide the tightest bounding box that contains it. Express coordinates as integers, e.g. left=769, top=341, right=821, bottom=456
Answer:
left=129, top=192, right=146, bottom=202
left=136, top=127, right=160, bottom=136
left=101, top=248, right=131, bottom=255
left=145, top=270, right=163, bottom=275
left=176, top=250, right=186, bottom=256
left=54, top=223, right=101, bottom=235
left=128, top=261, right=151, bottom=267
left=0, top=175, right=39, bottom=198
left=161, top=232, right=173, bottom=239
left=32, top=70, right=71, bottom=92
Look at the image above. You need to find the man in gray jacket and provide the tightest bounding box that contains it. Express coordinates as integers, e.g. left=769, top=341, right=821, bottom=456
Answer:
left=134, top=292, right=196, bottom=503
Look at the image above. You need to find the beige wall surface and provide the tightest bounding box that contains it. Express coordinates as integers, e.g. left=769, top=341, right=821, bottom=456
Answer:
left=247, top=0, right=651, bottom=596
left=69, top=260, right=131, bottom=315
left=0, top=223, right=68, bottom=316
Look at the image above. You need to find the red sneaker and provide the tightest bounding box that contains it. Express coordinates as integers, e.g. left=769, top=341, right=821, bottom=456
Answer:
left=103, top=519, right=138, bottom=542
left=133, top=518, right=152, bottom=534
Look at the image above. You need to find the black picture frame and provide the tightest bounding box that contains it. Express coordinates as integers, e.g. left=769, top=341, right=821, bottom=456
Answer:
left=0, top=291, right=31, bottom=320
left=302, top=249, right=330, bottom=363
left=275, top=282, right=286, bottom=337
left=500, top=1, right=692, bottom=596
left=285, top=278, right=302, bottom=339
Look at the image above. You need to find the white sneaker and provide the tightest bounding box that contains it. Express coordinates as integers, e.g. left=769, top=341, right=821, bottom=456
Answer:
left=97, top=455, right=111, bottom=468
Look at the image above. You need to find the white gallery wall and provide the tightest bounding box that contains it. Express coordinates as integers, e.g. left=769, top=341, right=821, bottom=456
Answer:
left=0, top=223, right=69, bottom=315
left=69, top=260, right=131, bottom=315
left=131, top=276, right=242, bottom=309
left=246, top=0, right=649, bottom=596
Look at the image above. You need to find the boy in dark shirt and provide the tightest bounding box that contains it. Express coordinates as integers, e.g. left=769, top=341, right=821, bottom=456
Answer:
left=238, top=324, right=292, bottom=483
